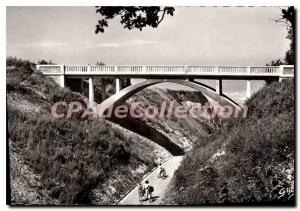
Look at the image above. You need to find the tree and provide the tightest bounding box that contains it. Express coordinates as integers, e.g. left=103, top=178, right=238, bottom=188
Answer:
left=281, top=7, right=295, bottom=65
left=38, top=59, right=55, bottom=65
left=265, top=6, right=294, bottom=82
left=269, top=7, right=295, bottom=65
left=95, top=6, right=175, bottom=33
left=96, top=61, right=105, bottom=66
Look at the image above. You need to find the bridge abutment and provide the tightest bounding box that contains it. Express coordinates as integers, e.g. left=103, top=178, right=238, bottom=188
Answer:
left=43, top=64, right=64, bottom=87
left=48, top=75, right=65, bottom=88
left=59, top=76, right=65, bottom=88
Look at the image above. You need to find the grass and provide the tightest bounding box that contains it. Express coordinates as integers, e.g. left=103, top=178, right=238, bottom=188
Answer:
left=129, top=88, right=211, bottom=141
left=166, top=79, right=295, bottom=205
left=8, top=106, right=146, bottom=204
left=7, top=57, right=157, bottom=204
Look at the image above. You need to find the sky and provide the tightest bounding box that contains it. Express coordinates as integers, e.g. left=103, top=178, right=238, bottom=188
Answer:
left=6, top=6, right=290, bottom=103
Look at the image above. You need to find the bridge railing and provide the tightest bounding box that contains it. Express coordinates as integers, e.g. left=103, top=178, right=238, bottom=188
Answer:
left=219, top=66, right=248, bottom=74
left=65, top=65, right=88, bottom=73
left=36, top=65, right=294, bottom=77
left=118, top=65, right=143, bottom=73
left=189, top=66, right=216, bottom=73
left=281, top=65, right=294, bottom=77
left=35, top=65, right=64, bottom=74
left=250, top=66, right=280, bottom=75
left=90, top=65, right=114, bottom=73
left=146, top=65, right=186, bottom=73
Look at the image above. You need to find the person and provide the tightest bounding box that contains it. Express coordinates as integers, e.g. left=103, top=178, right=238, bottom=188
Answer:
left=158, top=166, right=167, bottom=178
left=148, top=185, right=154, bottom=200
left=138, top=183, right=144, bottom=203
left=144, top=180, right=152, bottom=200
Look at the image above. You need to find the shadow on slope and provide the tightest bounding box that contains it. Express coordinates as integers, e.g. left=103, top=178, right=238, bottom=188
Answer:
left=109, top=116, right=185, bottom=156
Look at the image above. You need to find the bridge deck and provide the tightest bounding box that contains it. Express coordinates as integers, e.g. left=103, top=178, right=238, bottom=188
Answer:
left=36, top=65, right=294, bottom=79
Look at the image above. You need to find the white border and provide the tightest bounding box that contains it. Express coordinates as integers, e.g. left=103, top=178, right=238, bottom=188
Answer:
left=1, top=0, right=299, bottom=6
left=1, top=1, right=298, bottom=211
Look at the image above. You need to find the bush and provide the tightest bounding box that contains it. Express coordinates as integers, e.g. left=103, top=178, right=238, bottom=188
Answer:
left=38, top=59, right=56, bottom=65
left=167, top=79, right=295, bottom=205
left=7, top=59, right=157, bottom=204
left=6, top=56, right=34, bottom=68
left=8, top=105, right=136, bottom=204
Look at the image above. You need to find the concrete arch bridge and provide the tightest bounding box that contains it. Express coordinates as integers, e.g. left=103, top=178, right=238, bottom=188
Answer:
left=37, top=64, right=294, bottom=114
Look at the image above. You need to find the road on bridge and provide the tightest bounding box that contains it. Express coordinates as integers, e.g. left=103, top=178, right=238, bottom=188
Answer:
left=119, top=156, right=183, bottom=205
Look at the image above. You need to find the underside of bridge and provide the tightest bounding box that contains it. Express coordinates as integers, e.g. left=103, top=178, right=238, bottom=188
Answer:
left=96, top=79, right=242, bottom=117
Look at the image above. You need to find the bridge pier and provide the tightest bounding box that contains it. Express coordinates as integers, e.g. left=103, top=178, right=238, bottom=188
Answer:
left=88, top=77, right=94, bottom=106
left=59, top=75, right=65, bottom=88
left=216, top=79, right=222, bottom=95
left=116, top=78, right=120, bottom=93
left=246, top=80, right=251, bottom=98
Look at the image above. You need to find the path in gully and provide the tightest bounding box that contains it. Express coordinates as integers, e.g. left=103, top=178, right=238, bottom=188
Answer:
left=119, top=156, right=183, bottom=205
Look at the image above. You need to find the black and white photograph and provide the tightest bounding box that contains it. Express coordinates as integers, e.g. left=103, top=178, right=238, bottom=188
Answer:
left=5, top=4, right=295, bottom=206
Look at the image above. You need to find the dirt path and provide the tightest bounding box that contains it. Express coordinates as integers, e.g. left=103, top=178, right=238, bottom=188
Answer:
left=119, top=156, right=183, bottom=205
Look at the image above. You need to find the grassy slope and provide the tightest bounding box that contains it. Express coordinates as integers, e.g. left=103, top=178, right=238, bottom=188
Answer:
left=165, top=79, right=295, bottom=205
left=7, top=59, right=169, bottom=205
left=125, top=88, right=212, bottom=151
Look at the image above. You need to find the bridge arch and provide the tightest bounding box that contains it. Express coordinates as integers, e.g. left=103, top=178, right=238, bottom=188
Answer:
left=98, top=79, right=241, bottom=116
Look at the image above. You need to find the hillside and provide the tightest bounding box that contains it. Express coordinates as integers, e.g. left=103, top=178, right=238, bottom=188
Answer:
left=164, top=79, right=295, bottom=205
left=7, top=58, right=171, bottom=205
left=7, top=57, right=214, bottom=205
left=113, top=87, right=213, bottom=152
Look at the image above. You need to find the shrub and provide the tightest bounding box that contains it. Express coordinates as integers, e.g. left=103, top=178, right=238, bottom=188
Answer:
left=167, top=79, right=295, bottom=205
left=6, top=56, right=34, bottom=68
left=7, top=60, right=157, bottom=204
left=8, top=105, right=136, bottom=204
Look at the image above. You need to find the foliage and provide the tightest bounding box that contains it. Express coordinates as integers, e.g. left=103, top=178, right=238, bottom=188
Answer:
left=96, top=61, right=105, bottom=66
left=167, top=79, right=295, bottom=205
left=167, top=89, right=208, bottom=104
left=7, top=61, right=157, bottom=204
left=6, top=56, right=34, bottom=68
left=8, top=106, right=134, bottom=204
left=95, top=6, right=175, bottom=33
left=268, top=7, right=294, bottom=65
left=121, top=88, right=212, bottom=150
left=266, top=58, right=284, bottom=66
left=281, top=7, right=294, bottom=65
left=38, top=59, right=56, bottom=65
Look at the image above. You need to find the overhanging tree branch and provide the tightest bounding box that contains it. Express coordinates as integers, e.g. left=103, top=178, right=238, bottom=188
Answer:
left=95, top=6, right=175, bottom=33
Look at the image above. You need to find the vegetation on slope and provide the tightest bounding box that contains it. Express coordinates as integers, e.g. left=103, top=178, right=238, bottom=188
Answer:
left=7, top=57, right=165, bottom=205
left=165, top=79, right=295, bottom=205
left=123, top=88, right=213, bottom=150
